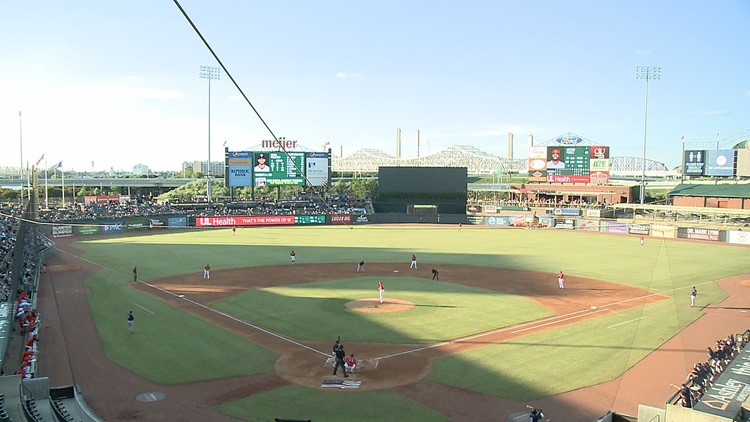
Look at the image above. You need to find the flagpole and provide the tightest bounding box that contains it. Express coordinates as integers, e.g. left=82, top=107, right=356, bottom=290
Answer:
left=44, top=156, right=49, bottom=208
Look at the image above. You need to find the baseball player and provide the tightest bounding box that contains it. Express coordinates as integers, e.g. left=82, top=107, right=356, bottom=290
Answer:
left=357, top=260, right=365, bottom=272
left=640, top=235, right=644, bottom=246
left=557, top=270, right=565, bottom=289
left=127, top=310, right=135, bottom=334
left=203, top=264, right=211, bottom=279
left=410, top=254, right=417, bottom=269
left=432, top=268, right=439, bottom=281
left=378, top=280, right=384, bottom=304
left=290, top=249, right=296, bottom=263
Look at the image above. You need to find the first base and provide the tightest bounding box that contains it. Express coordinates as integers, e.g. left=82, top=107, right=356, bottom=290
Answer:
left=177, top=294, right=185, bottom=298
left=393, top=270, right=399, bottom=273
left=591, top=305, right=598, bottom=309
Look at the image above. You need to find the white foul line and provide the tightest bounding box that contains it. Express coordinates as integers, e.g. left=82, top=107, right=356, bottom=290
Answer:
left=608, top=316, right=651, bottom=329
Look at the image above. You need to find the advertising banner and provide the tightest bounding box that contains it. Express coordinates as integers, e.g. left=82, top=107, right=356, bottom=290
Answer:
left=590, top=146, right=609, bottom=159
left=330, top=214, right=352, bottom=225
left=168, top=216, right=188, bottom=227
left=253, top=151, right=305, bottom=187
left=76, top=225, right=99, bottom=236
left=227, top=151, right=253, bottom=187
left=678, top=227, right=721, bottom=241
left=684, top=150, right=706, bottom=176
left=100, top=220, right=125, bottom=234
left=305, top=152, right=329, bottom=187
left=485, top=216, right=511, bottom=226
left=588, top=171, right=610, bottom=185
left=603, top=221, right=628, bottom=233
left=196, top=215, right=295, bottom=227
left=528, top=146, right=547, bottom=182
left=51, top=225, right=73, bottom=237
left=727, top=231, right=750, bottom=245
left=352, top=214, right=371, bottom=224
left=706, top=150, right=734, bottom=177
left=483, top=205, right=498, bottom=213
left=148, top=218, right=167, bottom=229
left=585, top=209, right=601, bottom=218
left=576, top=219, right=600, bottom=231
left=552, top=208, right=582, bottom=216
left=553, top=218, right=575, bottom=229
left=628, top=223, right=651, bottom=235
left=546, top=174, right=590, bottom=183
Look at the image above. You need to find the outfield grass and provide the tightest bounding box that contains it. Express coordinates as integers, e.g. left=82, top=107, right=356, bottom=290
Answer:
left=73, top=225, right=750, bottom=417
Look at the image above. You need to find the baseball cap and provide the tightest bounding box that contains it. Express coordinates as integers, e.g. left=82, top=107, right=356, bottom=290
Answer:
left=258, top=153, right=266, bottom=159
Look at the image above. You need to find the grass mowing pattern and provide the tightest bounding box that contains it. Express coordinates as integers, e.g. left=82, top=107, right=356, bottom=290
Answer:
left=214, top=277, right=552, bottom=343
left=85, top=267, right=279, bottom=384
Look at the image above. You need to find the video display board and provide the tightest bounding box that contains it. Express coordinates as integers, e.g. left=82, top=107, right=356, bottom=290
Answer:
left=705, top=150, right=734, bottom=177
left=546, top=146, right=592, bottom=183
left=528, top=144, right=610, bottom=184
left=226, top=151, right=253, bottom=187
left=305, top=151, right=330, bottom=187
left=225, top=149, right=330, bottom=188
left=684, top=150, right=706, bottom=176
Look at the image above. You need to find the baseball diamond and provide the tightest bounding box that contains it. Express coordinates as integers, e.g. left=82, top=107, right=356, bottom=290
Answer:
left=33, top=226, right=750, bottom=421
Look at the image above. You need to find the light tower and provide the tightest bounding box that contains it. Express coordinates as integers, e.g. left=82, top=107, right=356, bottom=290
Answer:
left=199, top=65, right=221, bottom=202
left=635, top=65, right=661, bottom=204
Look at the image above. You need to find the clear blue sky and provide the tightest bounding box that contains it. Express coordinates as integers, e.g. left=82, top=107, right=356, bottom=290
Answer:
left=1, top=1, right=748, bottom=172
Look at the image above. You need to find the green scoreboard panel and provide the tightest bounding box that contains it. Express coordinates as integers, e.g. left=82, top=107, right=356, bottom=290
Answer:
left=253, top=151, right=306, bottom=186
left=294, top=215, right=327, bottom=225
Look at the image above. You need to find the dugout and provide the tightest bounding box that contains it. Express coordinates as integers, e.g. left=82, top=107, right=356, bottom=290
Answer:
left=372, top=167, right=467, bottom=215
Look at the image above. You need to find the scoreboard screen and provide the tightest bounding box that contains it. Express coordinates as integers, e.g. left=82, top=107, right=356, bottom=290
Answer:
left=226, top=149, right=331, bottom=187
left=252, top=151, right=306, bottom=187
left=546, top=146, right=591, bottom=183
left=529, top=144, right=610, bottom=184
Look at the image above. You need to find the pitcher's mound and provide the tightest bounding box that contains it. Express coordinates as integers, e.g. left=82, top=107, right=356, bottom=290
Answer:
left=346, top=298, right=415, bottom=313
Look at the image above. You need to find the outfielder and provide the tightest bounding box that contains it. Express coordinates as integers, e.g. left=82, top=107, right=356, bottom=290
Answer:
left=378, top=280, right=384, bottom=303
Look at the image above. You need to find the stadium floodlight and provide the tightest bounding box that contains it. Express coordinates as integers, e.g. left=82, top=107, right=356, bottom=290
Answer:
left=635, top=65, right=661, bottom=205
left=199, top=65, right=221, bottom=203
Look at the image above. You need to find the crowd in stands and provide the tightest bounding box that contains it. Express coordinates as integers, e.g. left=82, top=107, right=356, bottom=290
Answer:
left=467, top=197, right=605, bottom=209
left=0, top=204, right=42, bottom=380
left=38, top=198, right=176, bottom=222
left=0, top=206, right=19, bottom=304
left=36, top=194, right=369, bottom=222
left=671, top=331, right=749, bottom=408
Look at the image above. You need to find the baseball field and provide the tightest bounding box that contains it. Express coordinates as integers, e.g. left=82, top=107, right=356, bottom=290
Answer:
left=41, top=225, right=750, bottom=421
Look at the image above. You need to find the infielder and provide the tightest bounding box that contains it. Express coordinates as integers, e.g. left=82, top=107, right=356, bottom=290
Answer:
left=290, top=249, right=296, bottom=263
left=557, top=270, right=565, bottom=289
left=357, top=260, right=365, bottom=272
left=203, top=264, right=211, bottom=279
left=410, top=254, right=417, bottom=269
left=378, top=280, right=384, bottom=303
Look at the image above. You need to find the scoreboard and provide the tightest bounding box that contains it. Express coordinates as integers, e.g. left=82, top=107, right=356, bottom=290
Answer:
left=225, top=149, right=330, bottom=188
left=253, top=151, right=305, bottom=187
left=528, top=144, right=610, bottom=184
